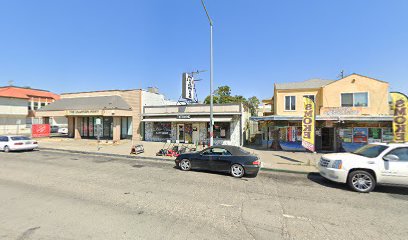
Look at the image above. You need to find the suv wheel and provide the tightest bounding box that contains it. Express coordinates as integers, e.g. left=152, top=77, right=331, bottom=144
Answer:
left=348, top=170, right=376, bottom=193
left=4, top=146, right=10, bottom=153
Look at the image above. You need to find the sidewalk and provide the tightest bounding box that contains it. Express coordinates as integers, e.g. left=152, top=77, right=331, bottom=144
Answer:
left=37, top=138, right=320, bottom=173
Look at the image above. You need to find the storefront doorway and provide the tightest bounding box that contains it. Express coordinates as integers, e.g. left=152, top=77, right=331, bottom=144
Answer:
left=192, top=123, right=200, bottom=144
left=103, top=117, right=113, bottom=139
left=177, top=124, right=185, bottom=143
left=321, top=127, right=335, bottom=151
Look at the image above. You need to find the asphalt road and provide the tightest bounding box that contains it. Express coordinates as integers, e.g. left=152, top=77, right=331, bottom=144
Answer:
left=0, top=150, right=407, bottom=240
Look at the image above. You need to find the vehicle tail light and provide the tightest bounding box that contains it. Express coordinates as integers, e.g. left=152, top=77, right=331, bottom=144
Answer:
left=252, top=160, right=261, bottom=165
left=14, top=142, right=23, bottom=145
left=33, top=142, right=38, bottom=144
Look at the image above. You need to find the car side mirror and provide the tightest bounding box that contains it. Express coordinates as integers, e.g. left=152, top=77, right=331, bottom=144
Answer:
left=383, top=154, right=399, bottom=161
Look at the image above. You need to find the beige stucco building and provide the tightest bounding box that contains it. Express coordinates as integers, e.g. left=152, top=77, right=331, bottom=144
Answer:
left=252, top=74, right=393, bottom=152
left=37, top=88, right=175, bottom=142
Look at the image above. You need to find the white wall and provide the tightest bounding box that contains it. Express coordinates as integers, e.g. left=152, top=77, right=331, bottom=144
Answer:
left=0, top=97, right=28, bottom=115
left=141, top=91, right=177, bottom=108
left=0, top=116, right=31, bottom=135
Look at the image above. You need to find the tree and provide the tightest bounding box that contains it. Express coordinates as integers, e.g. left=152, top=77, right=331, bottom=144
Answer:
left=247, top=96, right=260, bottom=115
left=203, top=86, right=260, bottom=116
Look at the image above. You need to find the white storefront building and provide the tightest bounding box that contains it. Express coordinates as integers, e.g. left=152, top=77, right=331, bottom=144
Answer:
left=142, top=103, right=247, bottom=146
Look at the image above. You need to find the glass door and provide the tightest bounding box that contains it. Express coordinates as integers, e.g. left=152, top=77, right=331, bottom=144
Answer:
left=103, top=117, right=113, bottom=139
left=177, top=124, right=185, bottom=143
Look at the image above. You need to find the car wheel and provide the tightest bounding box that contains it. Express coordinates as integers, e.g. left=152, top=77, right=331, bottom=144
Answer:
left=4, top=146, right=10, bottom=153
left=231, top=164, right=245, bottom=178
left=348, top=170, right=376, bottom=193
left=180, top=159, right=191, bottom=171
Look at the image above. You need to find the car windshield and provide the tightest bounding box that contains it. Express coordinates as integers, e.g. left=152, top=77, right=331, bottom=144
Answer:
left=11, top=136, right=31, bottom=141
left=352, top=144, right=389, bottom=158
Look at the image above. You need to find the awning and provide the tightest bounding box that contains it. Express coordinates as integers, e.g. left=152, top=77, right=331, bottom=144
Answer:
left=142, top=117, right=233, bottom=122
left=250, top=115, right=393, bottom=122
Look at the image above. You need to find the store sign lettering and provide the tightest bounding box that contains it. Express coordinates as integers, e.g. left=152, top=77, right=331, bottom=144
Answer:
left=177, top=115, right=191, bottom=119
left=302, top=97, right=316, bottom=152
left=66, top=110, right=102, bottom=115
left=391, top=92, right=408, bottom=143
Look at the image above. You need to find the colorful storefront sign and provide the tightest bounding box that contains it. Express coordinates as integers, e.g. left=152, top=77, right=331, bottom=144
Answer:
left=32, top=124, right=50, bottom=138
left=301, top=96, right=315, bottom=152
left=390, top=92, right=408, bottom=143
left=353, top=127, right=368, bottom=143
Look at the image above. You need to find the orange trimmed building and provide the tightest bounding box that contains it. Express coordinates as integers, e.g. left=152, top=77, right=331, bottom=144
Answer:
left=0, top=86, right=62, bottom=135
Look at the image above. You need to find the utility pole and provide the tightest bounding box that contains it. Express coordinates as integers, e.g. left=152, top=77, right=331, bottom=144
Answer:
left=200, top=0, right=214, bottom=146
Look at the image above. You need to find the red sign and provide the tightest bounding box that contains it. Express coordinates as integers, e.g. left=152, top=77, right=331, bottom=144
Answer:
left=32, top=124, right=50, bottom=138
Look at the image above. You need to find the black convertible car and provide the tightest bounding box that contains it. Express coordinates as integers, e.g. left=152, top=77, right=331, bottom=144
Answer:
left=175, top=145, right=261, bottom=178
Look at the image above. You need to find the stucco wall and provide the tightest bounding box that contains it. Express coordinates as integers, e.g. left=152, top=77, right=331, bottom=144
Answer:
left=0, top=97, right=28, bottom=115
left=321, top=75, right=389, bottom=115
left=275, top=89, right=320, bottom=116
left=0, top=116, right=31, bottom=135
left=274, top=74, right=390, bottom=117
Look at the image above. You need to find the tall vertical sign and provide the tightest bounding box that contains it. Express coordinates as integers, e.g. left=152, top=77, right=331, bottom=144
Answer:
left=302, top=96, right=316, bottom=152
left=390, top=92, right=408, bottom=143
left=182, top=73, right=195, bottom=100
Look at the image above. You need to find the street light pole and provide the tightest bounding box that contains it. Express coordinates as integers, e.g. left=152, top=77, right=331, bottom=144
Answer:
left=201, top=0, right=214, bottom=146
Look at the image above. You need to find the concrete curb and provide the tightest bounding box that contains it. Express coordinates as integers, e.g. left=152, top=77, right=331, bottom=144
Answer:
left=40, top=147, right=317, bottom=174
left=40, top=147, right=174, bottom=162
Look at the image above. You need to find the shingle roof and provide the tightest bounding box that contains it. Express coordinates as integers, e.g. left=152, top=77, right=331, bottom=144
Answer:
left=275, top=79, right=335, bottom=90
left=38, top=95, right=132, bottom=111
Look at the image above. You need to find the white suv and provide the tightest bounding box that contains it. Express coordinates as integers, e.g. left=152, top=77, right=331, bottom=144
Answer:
left=319, top=143, right=408, bottom=193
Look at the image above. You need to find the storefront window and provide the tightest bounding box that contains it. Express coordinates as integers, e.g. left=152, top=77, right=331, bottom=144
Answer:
left=339, top=128, right=353, bottom=143
left=207, top=122, right=230, bottom=139
left=286, top=126, right=301, bottom=142
left=121, top=117, right=133, bottom=139
left=368, top=128, right=382, bottom=143
left=153, top=122, right=172, bottom=139
left=382, top=128, right=393, bottom=142
left=89, top=117, right=94, bottom=137
left=353, top=127, right=368, bottom=143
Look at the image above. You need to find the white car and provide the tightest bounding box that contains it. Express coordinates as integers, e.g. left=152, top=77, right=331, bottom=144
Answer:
left=0, top=135, right=39, bottom=152
left=319, top=143, right=408, bottom=193
left=58, top=127, right=68, bottom=134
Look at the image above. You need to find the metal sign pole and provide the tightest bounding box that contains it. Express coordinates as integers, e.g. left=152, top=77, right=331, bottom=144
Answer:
left=201, top=0, right=214, bottom=147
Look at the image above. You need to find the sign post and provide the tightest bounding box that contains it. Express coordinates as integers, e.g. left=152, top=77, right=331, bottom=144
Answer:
left=301, top=96, right=316, bottom=152
left=95, top=118, right=102, bottom=151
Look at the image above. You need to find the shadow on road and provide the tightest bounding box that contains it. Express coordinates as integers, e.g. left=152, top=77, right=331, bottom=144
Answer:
left=173, top=166, right=256, bottom=179
left=307, top=172, right=408, bottom=196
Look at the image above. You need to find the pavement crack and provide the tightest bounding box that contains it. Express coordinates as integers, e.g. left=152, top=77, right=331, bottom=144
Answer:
left=17, top=226, right=40, bottom=240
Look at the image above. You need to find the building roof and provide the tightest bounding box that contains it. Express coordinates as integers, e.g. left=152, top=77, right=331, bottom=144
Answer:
left=0, top=86, right=60, bottom=100
left=275, top=79, right=335, bottom=90
left=0, top=88, right=30, bottom=99
left=37, top=95, right=132, bottom=111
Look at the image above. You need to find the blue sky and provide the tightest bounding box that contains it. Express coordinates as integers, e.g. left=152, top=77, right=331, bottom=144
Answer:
left=0, top=0, right=407, bottom=100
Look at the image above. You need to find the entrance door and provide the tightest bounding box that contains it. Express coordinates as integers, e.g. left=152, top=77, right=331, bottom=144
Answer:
left=321, top=128, right=335, bottom=151
left=192, top=123, right=200, bottom=144
left=103, top=117, right=113, bottom=139
left=177, top=124, right=185, bottom=143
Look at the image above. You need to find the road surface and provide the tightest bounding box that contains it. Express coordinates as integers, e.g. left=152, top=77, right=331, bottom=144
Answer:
left=0, top=150, right=407, bottom=239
